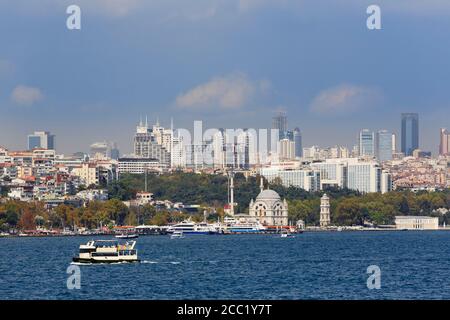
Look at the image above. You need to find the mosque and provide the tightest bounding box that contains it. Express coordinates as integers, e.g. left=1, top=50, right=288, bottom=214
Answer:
left=248, top=179, right=289, bottom=226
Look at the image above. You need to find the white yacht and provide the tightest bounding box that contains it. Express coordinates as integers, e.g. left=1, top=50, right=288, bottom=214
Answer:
left=224, top=217, right=266, bottom=233
left=167, top=219, right=218, bottom=235
left=72, top=240, right=139, bottom=263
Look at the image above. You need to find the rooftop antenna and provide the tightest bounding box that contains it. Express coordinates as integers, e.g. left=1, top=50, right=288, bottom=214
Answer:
left=145, top=115, right=148, bottom=127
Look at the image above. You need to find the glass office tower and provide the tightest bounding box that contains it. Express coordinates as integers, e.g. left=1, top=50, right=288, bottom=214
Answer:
left=401, top=113, right=419, bottom=156
left=376, top=130, right=393, bottom=162
left=359, top=129, right=375, bottom=157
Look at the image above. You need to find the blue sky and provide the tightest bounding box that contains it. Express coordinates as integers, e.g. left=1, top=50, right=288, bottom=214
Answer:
left=0, top=0, right=449, bottom=154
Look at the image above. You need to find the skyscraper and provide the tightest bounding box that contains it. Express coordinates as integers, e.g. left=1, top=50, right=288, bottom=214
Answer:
left=401, top=113, right=419, bottom=156
left=376, top=130, right=393, bottom=162
left=293, top=127, right=302, bottom=158
left=359, top=129, right=375, bottom=157
left=440, top=128, right=450, bottom=156
left=278, top=138, right=295, bottom=160
left=272, top=111, right=287, bottom=140
left=391, top=133, right=397, bottom=154
left=109, top=142, right=120, bottom=160
left=27, top=131, right=55, bottom=150
left=133, top=118, right=170, bottom=166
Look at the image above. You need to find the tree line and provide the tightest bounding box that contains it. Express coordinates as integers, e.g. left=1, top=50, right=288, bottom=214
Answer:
left=1, top=172, right=449, bottom=230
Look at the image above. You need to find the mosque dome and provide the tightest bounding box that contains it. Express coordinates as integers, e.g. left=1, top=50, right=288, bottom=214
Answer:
left=256, top=189, right=281, bottom=201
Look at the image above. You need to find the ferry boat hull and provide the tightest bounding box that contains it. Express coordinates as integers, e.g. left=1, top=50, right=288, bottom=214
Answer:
left=72, top=256, right=140, bottom=263
left=72, top=240, right=139, bottom=264
left=227, top=228, right=265, bottom=234
left=168, top=230, right=217, bottom=235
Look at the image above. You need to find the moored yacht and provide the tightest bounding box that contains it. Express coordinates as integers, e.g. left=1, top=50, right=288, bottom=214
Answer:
left=167, top=219, right=219, bottom=235
left=72, top=240, right=139, bottom=263
left=224, top=217, right=266, bottom=233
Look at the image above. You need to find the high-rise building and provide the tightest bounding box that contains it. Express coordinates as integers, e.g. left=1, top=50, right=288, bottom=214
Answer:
left=260, top=167, right=320, bottom=192
left=391, top=133, right=397, bottom=154
left=401, top=113, right=419, bottom=156
left=27, top=131, right=55, bottom=150
left=90, top=142, right=109, bottom=159
left=359, top=129, right=375, bottom=157
left=439, top=128, right=450, bottom=156
left=311, top=160, right=347, bottom=189
left=171, top=132, right=185, bottom=168
left=109, top=142, right=120, bottom=160
left=272, top=111, right=287, bottom=133
left=293, top=128, right=302, bottom=158
left=278, top=138, right=295, bottom=161
left=133, top=118, right=170, bottom=166
left=376, top=130, right=393, bottom=162
left=347, top=162, right=384, bottom=193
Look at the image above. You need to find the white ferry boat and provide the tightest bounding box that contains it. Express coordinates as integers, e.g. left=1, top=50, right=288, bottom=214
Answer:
left=72, top=240, right=139, bottom=263
left=224, top=217, right=266, bottom=233
left=167, top=219, right=219, bottom=235
left=170, top=230, right=185, bottom=239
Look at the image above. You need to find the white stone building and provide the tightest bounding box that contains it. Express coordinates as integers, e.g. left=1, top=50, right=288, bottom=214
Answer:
left=395, top=216, right=439, bottom=230
left=249, top=181, right=289, bottom=226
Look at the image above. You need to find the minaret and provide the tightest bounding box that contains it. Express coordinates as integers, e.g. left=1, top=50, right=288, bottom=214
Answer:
left=320, top=193, right=331, bottom=227
left=229, top=171, right=235, bottom=216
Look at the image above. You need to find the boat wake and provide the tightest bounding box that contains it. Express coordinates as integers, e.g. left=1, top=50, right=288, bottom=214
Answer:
left=141, top=260, right=217, bottom=265
left=141, top=260, right=181, bottom=264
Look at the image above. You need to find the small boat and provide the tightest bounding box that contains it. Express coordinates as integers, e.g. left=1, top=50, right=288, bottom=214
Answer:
left=170, top=230, right=184, bottom=239
left=73, top=240, right=139, bottom=263
left=115, top=233, right=139, bottom=239
left=280, top=229, right=295, bottom=238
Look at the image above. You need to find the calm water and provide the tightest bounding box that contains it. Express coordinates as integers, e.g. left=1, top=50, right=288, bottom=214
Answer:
left=1, top=231, right=450, bottom=300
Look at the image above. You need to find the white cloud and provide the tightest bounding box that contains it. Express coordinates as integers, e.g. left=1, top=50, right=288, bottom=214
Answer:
left=176, top=72, right=269, bottom=111
left=11, top=85, right=44, bottom=106
left=309, top=84, right=382, bottom=115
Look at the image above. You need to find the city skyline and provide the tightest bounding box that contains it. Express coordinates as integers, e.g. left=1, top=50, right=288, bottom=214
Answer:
left=0, top=112, right=446, bottom=158
left=0, top=1, right=449, bottom=154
